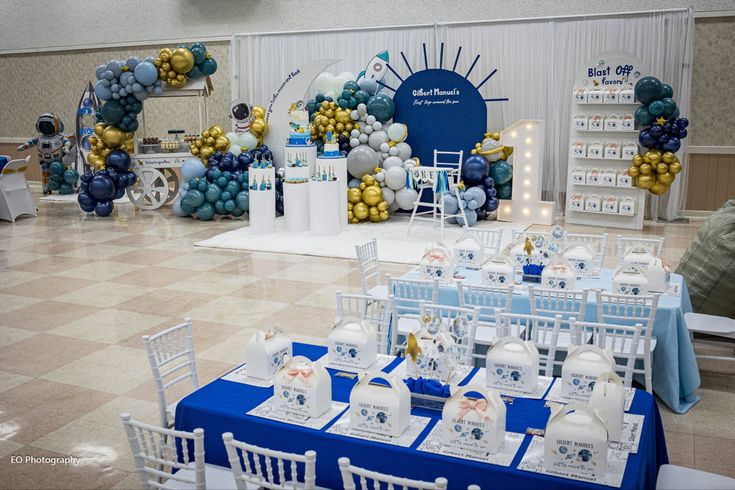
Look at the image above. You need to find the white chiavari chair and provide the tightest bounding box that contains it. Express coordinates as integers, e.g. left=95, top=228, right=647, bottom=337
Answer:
left=388, top=275, right=439, bottom=355
left=457, top=283, right=513, bottom=361
left=222, top=433, right=323, bottom=490
left=528, top=286, right=591, bottom=348
left=355, top=238, right=387, bottom=299
left=596, top=291, right=659, bottom=392
left=335, top=291, right=392, bottom=355
left=338, top=457, right=451, bottom=490
left=616, top=235, right=665, bottom=264
left=419, top=303, right=480, bottom=366
left=495, top=312, right=563, bottom=376
left=563, top=232, right=608, bottom=276
left=466, top=228, right=505, bottom=257
left=569, top=319, right=643, bottom=388
left=143, top=318, right=199, bottom=428
left=121, top=413, right=235, bottom=490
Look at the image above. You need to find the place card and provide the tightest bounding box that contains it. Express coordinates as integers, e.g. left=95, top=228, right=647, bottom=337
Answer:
left=416, top=422, right=525, bottom=467
left=517, top=436, right=630, bottom=488
left=545, top=382, right=636, bottom=411
left=221, top=363, right=275, bottom=388
left=392, top=361, right=475, bottom=385
left=466, top=370, right=555, bottom=400
left=247, top=398, right=348, bottom=430
left=323, top=354, right=395, bottom=374
left=325, top=411, right=432, bottom=448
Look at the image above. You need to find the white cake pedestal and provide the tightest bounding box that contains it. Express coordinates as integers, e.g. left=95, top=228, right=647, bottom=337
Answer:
left=316, top=155, right=347, bottom=227
left=248, top=167, right=275, bottom=234
left=284, top=182, right=310, bottom=231
left=284, top=144, right=317, bottom=169
left=308, top=180, right=340, bottom=236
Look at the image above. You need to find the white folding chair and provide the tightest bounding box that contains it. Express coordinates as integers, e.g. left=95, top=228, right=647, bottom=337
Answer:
left=0, top=156, right=37, bottom=223
left=338, top=457, right=449, bottom=490
left=335, top=291, right=392, bottom=355
left=569, top=319, right=643, bottom=388
left=143, top=318, right=200, bottom=428
left=616, top=235, right=665, bottom=264
left=656, top=464, right=735, bottom=490
left=466, top=228, right=505, bottom=256
left=354, top=239, right=387, bottom=299
left=563, top=232, right=608, bottom=276
left=495, top=312, right=563, bottom=377
left=222, top=433, right=321, bottom=490
left=388, top=275, right=439, bottom=355
left=596, top=291, right=659, bottom=392
left=684, top=312, right=735, bottom=362
left=407, top=150, right=467, bottom=237
left=419, top=303, right=480, bottom=365
left=528, top=287, right=590, bottom=348
left=121, top=413, right=235, bottom=490
left=457, top=283, right=513, bottom=360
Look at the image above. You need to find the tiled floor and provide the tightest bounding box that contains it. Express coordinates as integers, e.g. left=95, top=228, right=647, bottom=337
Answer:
left=0, top=192, right=732, bottom=489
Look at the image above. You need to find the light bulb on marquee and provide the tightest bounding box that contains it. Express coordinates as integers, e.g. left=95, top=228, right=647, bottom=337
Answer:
left=496, top=119, right=555, bottom=225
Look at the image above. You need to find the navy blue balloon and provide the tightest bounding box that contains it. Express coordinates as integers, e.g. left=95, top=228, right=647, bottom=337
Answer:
left=663, top=137, right=681, bottom=153
left=77, top=192, right=96, bottom=212
left=483, top=176, right=495, bottom=188
left=89, top=174, right=116, bottom=201
left=95, top=200, right=113, bottom=217
left=114, top=187, right=126, bottom=200
left=658, top=134, right=670, bottom=145
left=485, top=187, right=497, bottom=198
left=486, top=197, right=499, bottom=212
left=678, top=118, right=689, bottom=128
left=649, top=125, right=663, bottom=138
left=475, top=207, right=487, bottom=221
left=461, top=156, right=489, bottom=187
left=678, top=129, right=688, bottom=139
left=639, top=130, right=657, bottom=148
left=81, top=171, right=93, bottom=183
left=663, top=123, right=672, bottom=134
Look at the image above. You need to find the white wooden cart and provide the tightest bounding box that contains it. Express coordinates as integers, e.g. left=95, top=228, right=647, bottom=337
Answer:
left=127, top=77, right=212, bottom=210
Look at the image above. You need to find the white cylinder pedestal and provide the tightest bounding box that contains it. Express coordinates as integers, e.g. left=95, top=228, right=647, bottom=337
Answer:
left=284, top=144, right=317, bottom=169
left=316, top=156, right=348, bottom=227
left=248, top=167, right=275, bottom=234
left=308, top=180, right=340, bottom=236
left=283, top=182, right=310, bottom=231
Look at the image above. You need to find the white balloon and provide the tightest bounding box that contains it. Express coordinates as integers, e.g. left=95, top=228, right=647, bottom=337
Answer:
left=384, top=166, right=407, bottom=190
left=358, top=133, right=369, bottom=144
left=228, top=144, right=242, bottom=156
left=383, top=155, right=403, bottom=170
left=374, top=171, right=385, bottom=183
left=395, top=187, right=418, bottom=210
left=387, top=123, right=408, bottom=143
left=314, top=72, right=336, bottom=94
left=389, top=200, right=401, bottom=212
left=372, top=121, right=382, bottom=131
left=366, top=115, right=376, bottom=125
left=225, top=132, right=239, bottom=144
left=389, top=147, right=399, bottom=156
left=350, top=138, right=360, bottom=148
left=238, top=131, right=258, bottom=151
left=357, top=103, right=367, bottom=115
left=380, top=142, right=390, bottom=153
left=403, top=158, right=418, bottom=169
left=335, top=71, right=356, bottom=92
left=364, top=125, right=374, bottom=135
left=350, top=129, right=360, bottom=138
left=368, top=130, right=389, bottom=151
left=350, top=110, right=359, bottom=121
left=382, top=187, right=395, bottom=205
left=395, top=142, right=412, bottom=161
left=324, top=90, right=336, bottom=100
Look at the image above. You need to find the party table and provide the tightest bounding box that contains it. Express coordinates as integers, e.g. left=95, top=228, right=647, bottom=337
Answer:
left=176, top=342, right=668, bottom=489
left=398, top=268, right=700, bottom=414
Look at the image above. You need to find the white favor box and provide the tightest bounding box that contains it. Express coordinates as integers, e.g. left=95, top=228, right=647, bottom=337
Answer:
left=603, top=115, right=619, bottom=131
left=584, top=194, right=601, bottom=212
left=244, top=328, right=292, bottom=380
left=544, top=404, right=609, bottom=479
left=617, top=171, right=633, bottom=188
left=571, top=168, right=586, bottom=184
left=587, top=89, right=603, bottom=104
left=419, top=246, right=454, bottom=283
left=613, top=265, right=649, bottom=296
left=482, top=255, right=514, bottom=286
left=327, top=317, right=377, bottom=369
left=349, top=372, right=410, bottom=437
left=569, top=194, right=585, bottom=212
left=603, top=88, right=619, bottom=104
left=574, top=88, right=588, bottom=103
left=564, top=244, right=594, bottom=277
left=454, top=236, right=484, bottom=268
left=585, top=168, right=601, bottom=185
left=574, top=115, right=588, bottom=130
left=541, top=259, right=577, bottom=290
left=273, top=356, right=331, bottom=418
left=442, top=385, right=506, bottom=454
left=622, top=142, right=638, bottom=160
left=601, top=168, right=616, bottom=186
left=588, top=115, right=603, bottom=131
left=620, top=89, right=635, bottom=103
left=561, top=345, right=616, bottom=402
left=588, top=371, right=626, bottom=442
left=602, top=195, right=619, bottom=214
left=619, top=196, right=636, bottom=215
left=646, top=258, right=671, bottom=293
left=604, top=142, right=620, bottom=160
left=485, top=337, right=540, bottom=393
left=587, top=142, right=603, bottom=158
left=621, top=114, right=635, bottom=130
left=571, top=141, right=587, bottom=157
left=623, top=247, right=655, bottom=268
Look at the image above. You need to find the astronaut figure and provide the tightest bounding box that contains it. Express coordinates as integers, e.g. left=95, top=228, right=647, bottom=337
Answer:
left=17, top=113, right=73, bottom=194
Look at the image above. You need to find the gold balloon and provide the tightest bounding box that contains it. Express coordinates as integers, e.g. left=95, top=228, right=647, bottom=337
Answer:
left=335, top=109, right=351, bottom=124
left=161, top=62, right=171, bottom=72
left=321, top=101, right=329, bottom=109
left=658, top=172, right=676, bottom=185
left=649, top=182, right=670, bottom=195
left=662, top=151, right=676, bottom=164
left=336, top=123, right=345, bottom=132
left=628, top=166, right=640, bottom=177
left=362, top=186, right=382, bottom=206
left=190, top=146, right=200, bottom=156
left=632, top=154, right=643, bottom=166
left=656, top=163, right=669, bottom=174
left=202, top=130, right=210, bottom=138
left=88, top=136, right=98, bottom=146
left=348, top=188, right=362, bottom=203
left=647, top=152, right=662, bottom=165
left=170, top=47, right=195, bottom=73
left=353, top=202, right=369, bottom=220
left=379, top=210, right=389, bottom=220
left=368, top=206, right=379, bottom=216
left=205, top=137, right=215, bottom=146
left=214, top=136, right=230, bottom=151
left=160, top=48, right=172, bottom=59
left=359, top=183, right=366, bottom=190
left=369, top=214, right=382, bottom=223
left=363, top=176, right=375, bottom=186
left=252, top=106, right=266, bottom=119
left=200, top=146, right=213, bottom=159
left=348, top=210, right=354, bottom=221
left=194, top=139, right=204, bottom=148
left=326, top=124, right=335, bottom=134
left=637, top=174, right=655, bottom=189
left=94, top=123, right=105, bottom=136
left=378, top=201, right=388, bottom=212
left=347, top=202, right=353, bottom=210
left=210, top=126, right=224, bottom=138
left=250, top=119, right=266, bottom=135
left=669, top=161, right=682, bottom=174
left=102, top=126, right=124, bottom=147
left=639, top=163, right=652, bottom=175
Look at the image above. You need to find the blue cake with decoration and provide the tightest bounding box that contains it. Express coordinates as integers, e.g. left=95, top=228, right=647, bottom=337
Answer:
left=287, top=105, right=311, bottom=146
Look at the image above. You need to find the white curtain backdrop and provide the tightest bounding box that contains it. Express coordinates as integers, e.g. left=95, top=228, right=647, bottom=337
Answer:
left=232, top=9, right=693, bottom=220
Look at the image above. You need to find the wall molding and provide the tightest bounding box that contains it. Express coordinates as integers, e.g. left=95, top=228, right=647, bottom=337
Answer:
left=0, top=137, right=26, bottom=144
left=689, top=146, right=735, bottom=154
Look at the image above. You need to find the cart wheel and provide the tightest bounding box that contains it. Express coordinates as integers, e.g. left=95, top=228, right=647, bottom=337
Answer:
left=126, top=167, right=169, bottom=210
left=162, top=168, right=179, bottom=204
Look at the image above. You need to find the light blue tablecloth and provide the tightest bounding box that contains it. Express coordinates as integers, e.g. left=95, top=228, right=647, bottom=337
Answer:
left=399, top=268, right=700, bottom=414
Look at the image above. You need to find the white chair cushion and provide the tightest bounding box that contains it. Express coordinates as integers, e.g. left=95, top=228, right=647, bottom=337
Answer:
left=656, top=464, right=735, bottom=490
left=367, top=284, right=389, bottom=300
left=163, top=463, right=236, bottom=489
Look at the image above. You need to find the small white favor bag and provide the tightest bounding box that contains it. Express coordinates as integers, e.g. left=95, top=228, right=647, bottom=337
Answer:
left=482, top=255, right=514, bottom=286
left=273, top=355, right=331, bottom=418
left=454, top=236, right=484, bottom=268
left=561, top=345, right=616, bottom=402
left=244, top=328, right=292, bottom=380
left=588, top=371, right=626, bottom=442
left=544, top=404, right=609, bottom=479
left=327, top=317, right=377, bottom=369
left=419, top=245, right=455, bottom=283
left=485, top=336, right=540, bottom=394
left=349, top=372, right=411, bottom=437
left=441, top=385, right=506, bottom=454
left=613, top=264, right=650, bottom=296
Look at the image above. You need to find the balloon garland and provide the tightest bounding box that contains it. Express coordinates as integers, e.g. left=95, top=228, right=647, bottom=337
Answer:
left=347, top=174, right=389, bottom=223
left=631, top=76, right=688, bottom=196
left=80, top=43, right=218, bottom=216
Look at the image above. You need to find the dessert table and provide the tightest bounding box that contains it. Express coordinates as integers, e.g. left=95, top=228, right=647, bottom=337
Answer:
left=398, top=267, right=700, bottom=414
left=175, top=342, right=668, bottom=489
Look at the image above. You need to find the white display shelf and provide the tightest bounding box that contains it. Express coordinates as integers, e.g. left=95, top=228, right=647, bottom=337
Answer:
left=565, top=52, right=647, bottom=231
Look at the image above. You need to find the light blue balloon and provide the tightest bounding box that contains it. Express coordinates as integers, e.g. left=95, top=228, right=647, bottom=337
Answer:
left=103, top=70, right=115, bottom=80
left=134, top=91, right=149, bottom=101
left=358, top=78, right=379, bottom=96
left=464, top=209, right=478, bottom=227
left=348, top=178, right=361, bottom=189
left=94, top=81, right=112, bottom=100
left=172, top=198, right=188, bottom=217
left=107, top=60, right=123, bottom=77
left=153, top=86, right=164, bottom=96
left=111, top=84, right=120, bottom=93
left=467, top=186, right=486, bottom=207
left=126, top=56, right=141, bottom=70
left=119, top=88, right=127, bottom=97
left=134, top=61, right=159, bottom=86
left=132, top=83, right=143, bottom=93
left=95, top=64, right=107, bottom=79
left=467, top=199, right=478, bottom=210
left=181, top=158, right=206, bottom=181
left=442, top=193, right=459, bottom=214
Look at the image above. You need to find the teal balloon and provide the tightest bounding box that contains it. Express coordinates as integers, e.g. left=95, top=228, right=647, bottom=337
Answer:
left=200, top=58, right=217, bottom=76
left=180, top=197, right=195, bottom=215
left=661, top=84, right=674, bottom=98
left=634, top=105, right=654, bottom=126
left=197, top=179, right=208, bottom=192
left=224, top=199, right=236, bottom=212
left=343, top=81, right=360, bottom=94
left=205, top=184, right=221, bottom=203
left=214, top=199, right=227, bottom=215
left=186, top=189, right=205, bottom=208
left=634, top=76, right=663, bottom=105
left=230, top=207, right=245, bottom=217
left=190, top=47, right=206, bottom=65
left=216, top=176, right=228, bottom=188
left=210, top=168, right=222, bottom=181
left=220, top=191, right=231, bottom=202
left=225, top=181, right=240, bottom=195
left=49, top=161, right=65, bottom=175
left=59, top=183, right=73, bottom=195
left=661, top=98, right=677, bottom=117
left=648, top=100, right=665, bottom=117
left=196, top=202, right=215, bottom=220
left=490, top=160, right=513, bottom=185
left=48, top=180, right=60, bottom=191
left=63, top=169, right=79, bottom=185
left=100, top=100, right=126, bottom=124
left=366, top=94, right=395, bottom=122
left=354, top=90, right=370, bottom=105
left=235, top=191, right=249, bottom=211
left=497, top=182, right=513, bottom=199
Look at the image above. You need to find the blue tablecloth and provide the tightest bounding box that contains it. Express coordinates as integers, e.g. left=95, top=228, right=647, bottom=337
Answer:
left=399, top=268, right=700, bottom=414
left=176, top=342, right=668, bottom=489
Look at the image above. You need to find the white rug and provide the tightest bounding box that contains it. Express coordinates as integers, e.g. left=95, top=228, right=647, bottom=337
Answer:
left=39, top=194, right=131, bottom=204
left=195, top=215, right=528, bottom=264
